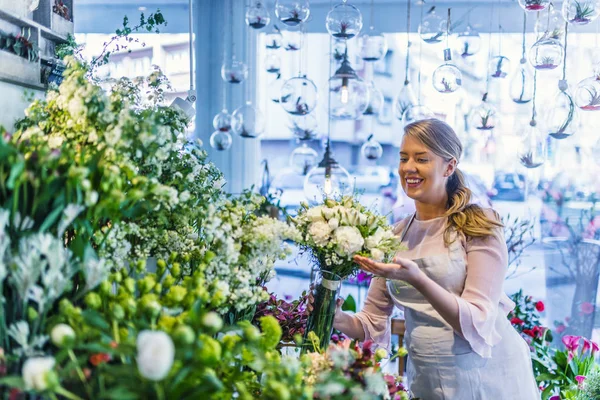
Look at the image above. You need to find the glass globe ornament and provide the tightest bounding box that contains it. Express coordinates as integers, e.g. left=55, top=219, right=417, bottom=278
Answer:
left=518, top=120, right=547, bottom=169
left=280, top=76, right=318, bottom=116
left=419, top=7, right=447, bottom=44
left=394, top=82, right=418, bottom=121
left=328, top=52, right=369, bottom=120
left=510, top=59, right=534, bottom=104
left=326, top=2, right=363, bottom=39
left=284, top=29, right=302, bottom=51
left=489, top=56, right=511, bottom=79
left=268, top=76, right=285, bottom=103
left=361, top=134, right=383, bottom=160
left=562, top=0, right=600, bottom=25
left=275, top=0, right=310, bottom=27
left=518, top=0, right=551, bottom=12
left=401, top=105, right=435, bottom=127
left=265, top=25, right=284, bottom=49
left=231, top=101, right=266, bottom=138
left=359, top=26, right=388, bottom=62
left=332, top=39, right=347, bottom=63
left=574, top=75, right=600, bottom=111
left=246, top=1, right=271, bottom=29
left=210, top=130, right=233, bottom=151
left=213, top=108, right=232, bottom=132
left=535, top=6, right=565, bottom=39
left=289, top=114, right=319, bottom=141
left=304, top=144, right=352, bottom=204
left=529, top=37, right=564, bottom=70
left=545, top=80, right=579, bottom=139
left=265, top=54, right=281, bottom=74
left=469, top=93, right=497, bottom=131
left=432, top=63, right=462, bottom=93
left=290, top=143, right=319, bottom=175
left=363, top=81, right=384, bottom=117
left=221, top=57, right=248, bottom=84
left=454, top=25, right=481, bottom=58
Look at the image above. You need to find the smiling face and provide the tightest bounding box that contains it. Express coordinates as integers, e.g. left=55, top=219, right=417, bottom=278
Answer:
left=398, top=135, right=456, bottom=206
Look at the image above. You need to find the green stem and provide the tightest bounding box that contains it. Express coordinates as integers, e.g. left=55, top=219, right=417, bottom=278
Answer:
left=68, top=349, right=94, bottom=399
left=55, top=386, right=86, bottom=400
left=112, top=320, right=126, bottom=364
left=155, top=382, right=166, bottom=400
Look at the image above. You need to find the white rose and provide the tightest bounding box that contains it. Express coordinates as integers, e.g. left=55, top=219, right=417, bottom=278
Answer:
left=51, top=324, right=75, bottom=348
left=306, top=206, right=325, bottom=222
left=136, top=330, right=175, bottom=381
left=365, top=228, right=385, bottom=249
left=358, top=213, right=368, bottom=226
left=370, top=248, right=385, bottom=261
left=22, top=357, right=55, bottom=391
left=322, top=207, right=335, bottom=220
left=333, top=226, right=365, bottom=257
left=328, top=218, right=339, bottom=230
left=308, top=221, right=332, bottom=247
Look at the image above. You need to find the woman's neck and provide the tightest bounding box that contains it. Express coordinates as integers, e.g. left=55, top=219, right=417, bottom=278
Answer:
left=415, top=196, right=448, bottom=221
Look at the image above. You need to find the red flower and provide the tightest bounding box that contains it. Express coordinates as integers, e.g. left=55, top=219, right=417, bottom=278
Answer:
left=523, top=329, right=535, bottom=338
left=9, top=389, right=20, bottom=400
left=535, top=301, right=545, bottom=312
left=90, top=353, right=111, bottom=366
left=510, top=317, right=525, bottom=325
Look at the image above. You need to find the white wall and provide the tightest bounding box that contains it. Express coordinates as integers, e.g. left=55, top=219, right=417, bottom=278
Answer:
left=0, top=81, right=42, bottom=132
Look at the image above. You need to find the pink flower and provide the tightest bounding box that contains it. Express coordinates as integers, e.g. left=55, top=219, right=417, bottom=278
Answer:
left=535, top=301, right=545, bottom=312
left=592, top=341, right=600, bottom=355
left=583, top=338, right=591, bottom=354
left=576, top=375, right=586, bottom=387
left=549, top=396, right=560, bottom=400
left=580, top=302, right=595, bottom=315
left=562, top=335, right=581, bottom=352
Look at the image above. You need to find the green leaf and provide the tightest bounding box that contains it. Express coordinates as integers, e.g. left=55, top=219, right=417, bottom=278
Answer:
left=101, top=387, right=139, bottom=400
left=341, top=294, right=356, bottom=313
left=536, top=372, right=557, bottom=382
left=39, top=205, right=64, bottom=232
left=7, top=160, right=25, bottom=189
left=0, top=376, right=26, bottom=390
left=82, top=309, right=111, bottom=331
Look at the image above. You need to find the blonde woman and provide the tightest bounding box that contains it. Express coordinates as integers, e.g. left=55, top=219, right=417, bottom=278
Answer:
left=339, top=119, right=539, bottom=399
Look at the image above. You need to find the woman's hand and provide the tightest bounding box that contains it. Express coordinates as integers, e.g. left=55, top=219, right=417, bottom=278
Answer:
left=353, top=255, right=426, bottom=287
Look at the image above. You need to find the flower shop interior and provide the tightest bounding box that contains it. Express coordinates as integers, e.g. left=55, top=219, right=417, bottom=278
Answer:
left=2, top=0, right=600, bottom=398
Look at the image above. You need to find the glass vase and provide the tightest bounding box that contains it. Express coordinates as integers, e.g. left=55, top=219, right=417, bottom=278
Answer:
left=303, top=270, right=342, bottom=352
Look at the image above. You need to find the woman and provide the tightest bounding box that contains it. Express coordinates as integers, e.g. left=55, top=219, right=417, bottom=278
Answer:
left=337, top=119, right=539, bottom=399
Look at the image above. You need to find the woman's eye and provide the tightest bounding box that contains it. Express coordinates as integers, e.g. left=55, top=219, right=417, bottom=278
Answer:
left=400, top=158, right=407, bottom=162
left=418, top=159, right=428, bottom=163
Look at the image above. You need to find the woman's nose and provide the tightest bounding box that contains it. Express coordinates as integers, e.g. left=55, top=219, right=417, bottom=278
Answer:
left=400, top=159, right=417, bottom=173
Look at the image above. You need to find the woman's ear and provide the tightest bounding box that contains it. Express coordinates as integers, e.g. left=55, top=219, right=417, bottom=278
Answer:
left=445, top=158, right=457, bottom=177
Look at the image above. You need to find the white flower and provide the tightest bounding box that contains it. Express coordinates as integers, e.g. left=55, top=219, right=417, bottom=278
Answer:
left=57, top=204, right=85, bottom=237
left=332, top=226, right=364, bottom=257
left=179, top=190, right=191, bottom=202
left=306, top=206, right=325, bottom=222
left=201, top=312, right=223, bottom=332
left=370, top=248, right=385, bottom=261
left=322, top=207, right=336, bottom=220
left=308, top=221, right=332, bottom=247
left=365, top=227, right=386, bottom=249
left=51, top=324, right=75, bottom=348
left=47, top=135, right=64, bottom=149
left=136, top=330, right=175, bottom=381
left=328, top=218, right=339, bottom=230
left=22, top=357, right=55, bottom=391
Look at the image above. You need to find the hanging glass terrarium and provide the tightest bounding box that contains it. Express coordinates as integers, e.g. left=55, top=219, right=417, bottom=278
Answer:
left=304, top=142, right=352, bottom=204
left=246, top=1, right=271, bottom=29
left=221, top=57, right=248, bottom=84
left=562, top=0, right=600, bottom=25
left=329, top=49, right=369, bottom=120
left=574, top=74, right=600, bottom=111
left=402, top=105, right=435, bottom=127
left=454, top=25, right=481, bottom=58
left=546, top=80, right=579, bottom=139
left=361, top=134, right=383, bottom=160
left=275, top=0, right=310, bottom=27
left=418, top=7, right=447, bottom=44
left=432, top=49, right=462, bottom=93
left=280, top=75, right=318, bottom=116
left=284, top=29, right=302, bottom=51
left=394, top=82, right=418, bottom=121
left=268, top=75, right=285, bottom=103
left=529, top=37, right=564, bottom=70
left=231, top=101, right=266, bottom=138
left=469, top=93, right=497, bottom=131
left=265, top=53, right=281, bottom=74
left=290, top=114, right=319, bottom=141
left=213, top=109, right=232, bottom=132
left=489, top=56, right=511, bottom=79
left=290, top=143, right=319, bottom=175
left=265, top=25, right=284, bottom=49
left=210, top=130, right=233, bottom=151
left=326, top=1, right=363, bottom=39
left=535, top=6, right=565, bottom=39
left=518, top=0, right=551, bottom=12
left=363, top=81, right=384, bottom=117
left=332, top=39, right=347, bottom=63
left=359, top=26, right=388, bottom=62
left=510, top=59, right=534, bottom=104
left=518, top=119, right=547, bottom=168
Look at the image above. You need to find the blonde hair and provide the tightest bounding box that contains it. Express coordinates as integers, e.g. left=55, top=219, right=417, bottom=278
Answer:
left=403, top=118, right=503, bottom=245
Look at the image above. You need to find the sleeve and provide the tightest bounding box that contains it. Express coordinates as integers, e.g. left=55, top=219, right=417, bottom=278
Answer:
left=353, top=277, right=396, bottom=351
left=455, top=211, right=510, bottom=358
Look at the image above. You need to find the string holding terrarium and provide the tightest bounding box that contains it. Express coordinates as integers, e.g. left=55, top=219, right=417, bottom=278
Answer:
left=246, top=0, right=271, bottom=29
left=328, top=43, right=369, bottom=120
left=361, top=134, right=384, bottom=161
left=418, top=6, right=447, bottom=44
left=290, top=114, right=319, bottom=141
left=222, top=0, right=248, bottom=84
left=518, top=71, right=547, bottom=169
left=265, top=25, right=284, bottom=49
left=510, top=12, right=534, bottom=104
left=432, top=9, right=462, bottom=94
left=562, top=0, right=600, bottom=25
left=358, top=0, right=388, bottom=62
left=326, top=0, right=363, bottom=40
left=275, top=0, right=310, bottom=27
left=394, top=0, right=418, bottom=122
left=546, top=22, right=579, bottom=139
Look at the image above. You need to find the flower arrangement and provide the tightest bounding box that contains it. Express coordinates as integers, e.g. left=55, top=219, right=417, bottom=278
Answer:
left=253, top=289, right=309, bottom=344
left=508, top=290, right=552, bottom=349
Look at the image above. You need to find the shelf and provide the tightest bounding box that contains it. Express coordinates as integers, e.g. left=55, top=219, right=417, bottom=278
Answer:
left=0, top=8, right=67, bottom=43
left=0, top=72, right=45, bottom=91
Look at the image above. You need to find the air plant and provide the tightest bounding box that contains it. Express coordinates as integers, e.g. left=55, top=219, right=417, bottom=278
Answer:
left=571, top=0, right=595, bottom=23
left=332, top=21, right=355, bottom=39
left=439, top=78, right=454, bottom=93
left=581, top=86, right=600, bottom=111
left=292, top=97, right=309, bottom=115
left=537, top=56, right=558, bottom=69
left=53, top=0, right=70, bottom=20
left=227, top=72, right=243, bottom=84
left=285, top=43, right=300, bottom=51
left=282, top=8, right=302, bottom=26
left=248, top=15, right=267, bottom=29
left=549, top=98, right=576, bottom=139
left=266, top=25, right=282, bottom=49
left=492, top=57, right=508, bottom=78
left=524, top=0, right=546, bottom=11
left=477, top=110, right=495, bottom=130
left=291, top=121, right=318, bottom=141
left=461, top=42, right=471, bottom=58
left=519, top=152, right=544, bottom=168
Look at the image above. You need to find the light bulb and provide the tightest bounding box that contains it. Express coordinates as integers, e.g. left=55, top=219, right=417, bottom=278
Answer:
left=341, top=84, right=349, bottom=104
left=323, top=177, right=333, bottom=195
